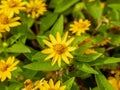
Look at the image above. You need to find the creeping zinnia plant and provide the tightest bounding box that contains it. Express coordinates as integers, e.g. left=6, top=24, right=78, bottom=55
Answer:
left=0, top=0, right=120, bottom=90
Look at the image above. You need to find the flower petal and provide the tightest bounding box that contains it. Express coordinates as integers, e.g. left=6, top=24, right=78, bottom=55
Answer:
left=55, top=80, right=60, bottom=89
left=49, top=34, right=57, bottom=44
left=66, top=37, right=74, bottom=46
left=56, top=32, right=61, bottom=43
left=43, top=39, right=53, bottom=47
left=61, top=54, right=70, bottom=64
left=42, top=49, right=53, bottom=54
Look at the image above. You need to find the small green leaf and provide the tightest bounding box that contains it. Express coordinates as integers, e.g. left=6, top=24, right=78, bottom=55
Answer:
left=49, top=0, right=63, bottom=8
left=50, top=15, right=63, bottom=36
left=63, top=77, right=75, bottom=90
left=32, top=52, right=47, bottom=61
left=111, top=21, right=120, bottom=26
left=6, top=42, right=31, bottom=53
left=23, top=60, right=60, bottom=71
left=75, top=53, right=102, bottom=62
left=108, top=4, right=120, bottom=10
left=95, top=69, right=114, bottom=90
left=85, top=0, right=103, bottom=19
left=39, top=13, right=58, bottom=34
left=54, top=0, right=79, bottom=13
left=36, top=35, right=48, bottom=49
left=90, top=57, right=120, bottom=66
left=74, top=42, right=91, bottom=55
left=20, top=12, right=35, bottom=28
left=76, top=63, right=98, bottom=74
left=7, top=33, right=22, bottom=45
left=108, top=33, right=120, bottom=45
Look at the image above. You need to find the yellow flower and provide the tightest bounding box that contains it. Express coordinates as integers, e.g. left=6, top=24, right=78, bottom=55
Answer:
left=22, top=78, right=44, bottom=90
left=42, top=32, right=76, bottom=67
left=24, top=0, right=47, bottom=18
left=0, top=56, right=19, bottom=82
left=108, top=77, right=119, bottom=90
left=0, top=12, right=21, bottom=32
left=69, top=19, right=91, bottom=36
left=39, top=79, right=66, bottom=90
left=22, top=79, right=34, bottom=90
left=0, top=0, right=26, bottom=17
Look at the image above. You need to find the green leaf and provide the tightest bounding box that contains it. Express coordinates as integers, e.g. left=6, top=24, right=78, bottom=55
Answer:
left=74, top=42, right=91, bottom=55
left=6, top=82, right=23, bottom=90
left=76, top=63, right=98, bottom=74
left=11, top=24, right=35, bottom=39
left=63, top=77, right=75, bottom=90
left=36, top=35, right=48, bottom=49
left=22, top=69, right=37, bottom=78
left=54, top=0, right=79, bottom=13
left=0, top=83, right=5, bottom=90
left=90, top=57, right=120, bottom=66
left=49, top=0, right=63, bottom=8
left=108, top=33, right=120, bottom=45
left=39, top=13, right=58, bottom=34
left=75, top=53, right=102, bottom=62
left=32, top=52, right=47, bottom=61
left=6, top=42, right=31, bottom=53
left=85, top=0, right=103, bottom=19
left=71, top=35, right=86, bottom=46
left=7, top=33, right=22, bottom=45
left=50, top=15, right=63, bottom=36
left=108, top=4, right=120, bottom=11
left=111, top=21, right=120, bottom=26
left=20, top=12, right=35, bottom=28
left=23, top=60, right=60, bottom=71
left=95, top=69, right=114, bottom=90
left=24, top=47, right=37, bottom=61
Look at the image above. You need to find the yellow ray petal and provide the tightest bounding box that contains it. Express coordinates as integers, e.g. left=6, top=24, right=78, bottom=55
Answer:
left=6, top=56, right=15, bottom=65
left=55, top=80, right=60, bottom=89
left=61, top=54, right=70, bottom=64
left=66, top=37, right=74, bottom=46
left=65, top=52, right=73, bottom=58
left=49, top=79, right=55, bottom=88
left=49, top=34, right=57, bottom=44
left=60, top=86, right=66, bottom=90
left=45, top=53, right=55, bottom=60
left=52, top=54, right=58, bottom=66
left=41, top=48, right=53, bottom=54
left=43, top=39, right=53, bottom=47
left=56, top=32, right=61, bottom=43
left=58, top=56, right=61, bottom=67
left=68, top=46, right=76, bottom=51
left=44, top=80, right=50, bottom=89
left=62, top=31, right=68, bottom=43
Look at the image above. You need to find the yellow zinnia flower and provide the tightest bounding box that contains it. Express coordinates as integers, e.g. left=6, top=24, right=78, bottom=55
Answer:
left=0, top=0, right=26, bottom=17
left=0, top=12, right=21, bottom=32
left=39, top=79, right=66, bottom=90
left=22, top=78, right=44, bottom=90
left=24, top=0, right=47, bottom=18
left=42, top=32, right=76, bottom=67
left=69, top=19, right=91, bottom=36
left=108, top=77, right=119, bottom=90
left=0, top=56, right=19, bottom=82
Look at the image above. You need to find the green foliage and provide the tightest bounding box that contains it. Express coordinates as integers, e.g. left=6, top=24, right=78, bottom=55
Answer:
left=0, top=0, right=120, bottom=90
